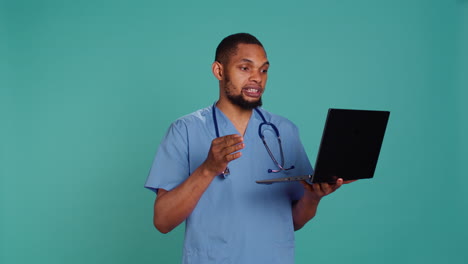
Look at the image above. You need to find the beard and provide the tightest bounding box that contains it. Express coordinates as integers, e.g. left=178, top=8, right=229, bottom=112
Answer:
left=227, top=94, right=263, bottom=110
left=224, top=75, right=263, bottom=110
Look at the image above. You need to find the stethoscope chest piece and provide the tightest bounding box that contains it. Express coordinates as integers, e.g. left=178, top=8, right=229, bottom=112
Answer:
left=222, top=167, right=230, bottom=178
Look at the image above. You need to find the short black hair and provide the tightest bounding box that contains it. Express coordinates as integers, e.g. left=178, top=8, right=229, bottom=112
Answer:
left=215, top=33, right=264, bottom=64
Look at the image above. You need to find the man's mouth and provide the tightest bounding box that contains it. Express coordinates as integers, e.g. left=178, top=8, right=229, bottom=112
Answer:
left=242, top=87, right=263, bottom=98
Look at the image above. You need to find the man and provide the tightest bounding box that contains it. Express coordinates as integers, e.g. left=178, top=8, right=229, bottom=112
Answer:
left=145, top=33, right=348, bottom=263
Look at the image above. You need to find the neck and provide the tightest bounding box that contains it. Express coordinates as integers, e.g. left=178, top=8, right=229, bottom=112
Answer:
left=216, top=99, right=254, bottom=136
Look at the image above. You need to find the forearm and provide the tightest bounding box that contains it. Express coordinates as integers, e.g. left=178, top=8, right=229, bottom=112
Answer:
left=153, top=164, right=217, bottom=233
left=292, top=193, right=321, bottom=231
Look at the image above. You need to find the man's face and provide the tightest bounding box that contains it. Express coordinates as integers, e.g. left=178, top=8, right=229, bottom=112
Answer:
left=221, top=44, right=269, bottom=109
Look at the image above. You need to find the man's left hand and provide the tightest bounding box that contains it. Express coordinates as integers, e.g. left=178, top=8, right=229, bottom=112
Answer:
left=300, top=178, right=356, bottom=202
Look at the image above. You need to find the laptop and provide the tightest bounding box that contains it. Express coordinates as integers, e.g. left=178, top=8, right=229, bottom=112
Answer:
left=256, top=108, right=390, bottom=184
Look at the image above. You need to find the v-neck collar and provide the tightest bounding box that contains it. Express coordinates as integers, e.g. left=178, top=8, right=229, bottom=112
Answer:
left=212, top=104, right=263, bottom=138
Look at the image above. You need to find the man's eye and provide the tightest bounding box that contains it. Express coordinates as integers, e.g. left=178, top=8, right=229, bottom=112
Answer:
left=261, top=69, right=268, bottom=73
left=241, top=67, right=249, bottom=71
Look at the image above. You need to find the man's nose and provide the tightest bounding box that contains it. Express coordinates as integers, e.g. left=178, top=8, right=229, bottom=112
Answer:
left=249, top=70, right=262, bottom=83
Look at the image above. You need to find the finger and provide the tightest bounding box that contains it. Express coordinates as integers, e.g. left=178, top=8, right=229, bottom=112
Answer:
left=210, top=135, right=242, bottom=156
left=311, top=183, right=324, bottom=195
left=299, top=180, right=313, bottom=191
left=320, top=183, right=332, bottom=194
left=222, top=134, right=243, bottom=147
left=221, top=142, right=245, bottom=156
left=334, top=178, right=343, bottom=186
left=331, top=178, right=344, bottom=192
left=225, top=151, right=242, bottom=162
left=343, top=180, right=357, bottom=184
left=212, top=134, right=242, bottom=145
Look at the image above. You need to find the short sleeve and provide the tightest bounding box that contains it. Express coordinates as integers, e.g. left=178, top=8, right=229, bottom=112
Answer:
left=292, top=124, right=314, bottom=176
left=144, top=119, right=190, bottom=193
left=289, top=124, right=314, bottom=201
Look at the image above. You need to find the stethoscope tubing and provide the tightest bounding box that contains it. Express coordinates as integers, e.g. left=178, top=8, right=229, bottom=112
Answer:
left=211, top=103, right=294, bottom=175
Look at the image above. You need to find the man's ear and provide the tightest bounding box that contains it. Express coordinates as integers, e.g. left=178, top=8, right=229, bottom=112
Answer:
left=212, top=61, right=223, bottom=81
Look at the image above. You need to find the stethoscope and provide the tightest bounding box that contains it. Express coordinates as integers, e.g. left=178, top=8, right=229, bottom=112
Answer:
left=212, top=104, right=295, bottom=177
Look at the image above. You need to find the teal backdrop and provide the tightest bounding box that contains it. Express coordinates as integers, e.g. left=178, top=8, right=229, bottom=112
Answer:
left=2, top=0, right=467, bottom=263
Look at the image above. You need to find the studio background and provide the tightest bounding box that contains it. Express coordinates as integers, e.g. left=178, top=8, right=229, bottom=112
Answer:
left=2, top=0, right=467, bottom=263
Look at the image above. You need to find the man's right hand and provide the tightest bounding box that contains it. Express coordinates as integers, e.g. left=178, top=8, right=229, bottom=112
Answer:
left=153, top=134, right=245, bottom=233
left=202, top=134, right=245, bottom=176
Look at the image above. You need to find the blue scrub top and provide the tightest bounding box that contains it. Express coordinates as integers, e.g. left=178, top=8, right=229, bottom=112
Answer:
left=145, top=105, right=313, bottom=264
